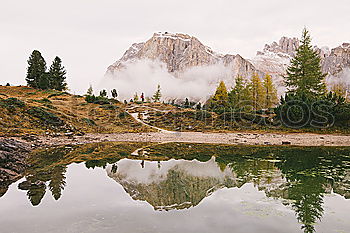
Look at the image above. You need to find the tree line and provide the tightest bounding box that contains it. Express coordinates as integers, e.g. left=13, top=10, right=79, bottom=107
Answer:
left=209, top=28, right=350, bottom=129
left=208, top=73, right=278, bottom=112
left=26, top=50, right=67, bottom=91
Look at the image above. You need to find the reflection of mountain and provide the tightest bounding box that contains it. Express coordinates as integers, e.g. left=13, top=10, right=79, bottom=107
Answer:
left=107, top=157, right=290, bottom=211
left=107, top=158, right=238, bottom=210
left=106, top=144, right=350, bottom=233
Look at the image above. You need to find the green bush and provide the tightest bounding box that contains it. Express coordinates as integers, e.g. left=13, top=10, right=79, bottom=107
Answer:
left=27, top=107, right=64, bottom=126
left=275, top=92, right=350, bottom=128
left=0, top=98, right=26, bottom=108
left=85, top=95, right=110, bottom=105
left=99, top=105, right=118, bottom=110
left=47, top=92, right=69, bottom=98
left=33, top=98, right=52, bottom=104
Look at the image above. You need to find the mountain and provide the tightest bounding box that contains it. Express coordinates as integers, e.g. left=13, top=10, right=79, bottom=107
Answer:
left=106, top=32, right=262, bottom=79
left=105, top=32, right=350, bottom=99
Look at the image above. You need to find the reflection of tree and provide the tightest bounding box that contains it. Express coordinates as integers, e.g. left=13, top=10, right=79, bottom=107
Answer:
left=27, top=182, right=46, bottom=206
left=48, top=166, right=67, bottom=200
left=277, top=150, right=328, bottom=233
left=288, top=177, right=325, bottom=233
left=19, top=165, right=67, bottom=206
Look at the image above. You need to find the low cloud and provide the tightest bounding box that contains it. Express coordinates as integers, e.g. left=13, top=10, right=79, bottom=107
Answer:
left=100, top=59, right=234, bottom=103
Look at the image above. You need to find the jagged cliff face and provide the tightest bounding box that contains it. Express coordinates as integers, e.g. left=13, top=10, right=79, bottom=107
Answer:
left=252, top=37, right=350, bottom=79
left=322, top=43, right=350, bottom=75
left=106, top=32, right=261, bottom=79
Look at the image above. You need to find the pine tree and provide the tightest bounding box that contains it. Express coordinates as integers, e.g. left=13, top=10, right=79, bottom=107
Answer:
left=48, top=56, right=67, bottom=91
left=26, top=50, right=46, bottom=88
left=37, top=72, right=51, bottom=90
left=212, top=81, right=229, bottom=107
left=87, top=85, right=93, bottom=96
left=152, top=84, right=162, bottom=102
left=99, top=89, right=107, bottom=97
left=263, top=74, right=278, bottom=108
left=184, top=98, right=190, bottom=108
left=251, top=73, right=264, bottom=110
left=111, top=89, right=118, bottom=99
left=285, top=28, right=327, bottom=97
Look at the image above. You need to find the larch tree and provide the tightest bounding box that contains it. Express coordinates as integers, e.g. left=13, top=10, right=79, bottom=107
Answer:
left=263, top=74, right=278, bottom=109
left=134, top=92, right=139, bottom=102
left=26, top=50, right=46, bottom=88
left=250, top=73, right=264, bottom=110
left=152, top=84, right=162, bottom=102
left=48, top=56, right=67, bottom=91
left=212, top=81, right=229, bottom=107
left=330, top=82, right=348, bottom=100
left=284, top=28, right=327, bottom=97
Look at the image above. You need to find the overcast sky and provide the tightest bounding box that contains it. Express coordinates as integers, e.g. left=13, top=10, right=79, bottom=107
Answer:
left=1, top=0, right=349, bottom=93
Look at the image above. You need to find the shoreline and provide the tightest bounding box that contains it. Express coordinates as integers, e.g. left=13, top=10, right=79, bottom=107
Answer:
left=14, top=132, right=350, bottom=147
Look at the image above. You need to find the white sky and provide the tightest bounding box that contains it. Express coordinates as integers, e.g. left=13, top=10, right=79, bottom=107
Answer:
left=1, top=0, right=349, bottom=94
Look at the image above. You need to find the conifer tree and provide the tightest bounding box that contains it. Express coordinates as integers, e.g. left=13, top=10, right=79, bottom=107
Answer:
left=99, top=89, right=107, bottom=97
left=251, top=73, right=264, bottom=110
left=26, top=50, right=46, bottom=88
left=184, top=98, right=190, bottom=108
left=212, top=81, right=229, bottom=107
left=229, top=75, right=251, bottom=109
left=285, top=28, right=327, bottom=97
left=152, top=84, right=162, bottom=102
left=111, top=89, right=118, bottom=99
left=37, top=72, right=51, bottom=90
left=263, top=74, right=278, bottom=108
left=87, top=85, right=93, bottom=96
left=48, top=56, right=67, bottom=91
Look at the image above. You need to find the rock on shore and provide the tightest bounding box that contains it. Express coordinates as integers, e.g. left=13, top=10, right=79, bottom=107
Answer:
left=0, top=138, right=30, bottom=197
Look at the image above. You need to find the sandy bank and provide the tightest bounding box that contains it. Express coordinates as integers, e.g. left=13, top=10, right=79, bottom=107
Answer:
left=33, top=132, right=350, bottom=147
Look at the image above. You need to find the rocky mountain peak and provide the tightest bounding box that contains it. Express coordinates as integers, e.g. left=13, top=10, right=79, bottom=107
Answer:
left=106, top=32, right=261, bottom=80
left=257, top=36, right=299, bottom=57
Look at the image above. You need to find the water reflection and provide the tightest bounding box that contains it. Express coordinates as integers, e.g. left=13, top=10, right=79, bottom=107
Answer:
left=1, top=142, right=349, bottom=233
left=107, top=157, right=237, bottom=211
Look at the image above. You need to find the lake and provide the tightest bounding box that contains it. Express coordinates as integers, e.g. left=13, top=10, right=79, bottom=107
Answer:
left=0, top=142, right=349, bottom=233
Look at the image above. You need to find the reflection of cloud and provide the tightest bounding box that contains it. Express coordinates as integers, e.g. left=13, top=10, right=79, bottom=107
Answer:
left=106, top=157, right=236, bottom=210
left=101, top=59, right=234, bottom=102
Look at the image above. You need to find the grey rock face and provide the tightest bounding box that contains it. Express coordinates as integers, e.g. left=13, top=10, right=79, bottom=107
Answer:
left=254, top=37, right=350, bottom=79
left=257, top=37, right=299, bottom=57
left=322, top=43, right=350, bottom=75
left=106, top=32, right=262, bottom=79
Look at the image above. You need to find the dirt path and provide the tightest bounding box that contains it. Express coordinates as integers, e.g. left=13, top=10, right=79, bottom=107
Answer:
left=34, top=132, right=350, bottom=147
left=126, top=105, right=176, bottom=133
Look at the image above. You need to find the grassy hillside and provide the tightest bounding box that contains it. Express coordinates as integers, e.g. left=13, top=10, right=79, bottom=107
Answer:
left=0, top=86, right=153, bottom=136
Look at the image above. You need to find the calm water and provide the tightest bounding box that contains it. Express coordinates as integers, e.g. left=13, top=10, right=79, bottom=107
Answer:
left=0, top=143, right=349, bottom=233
